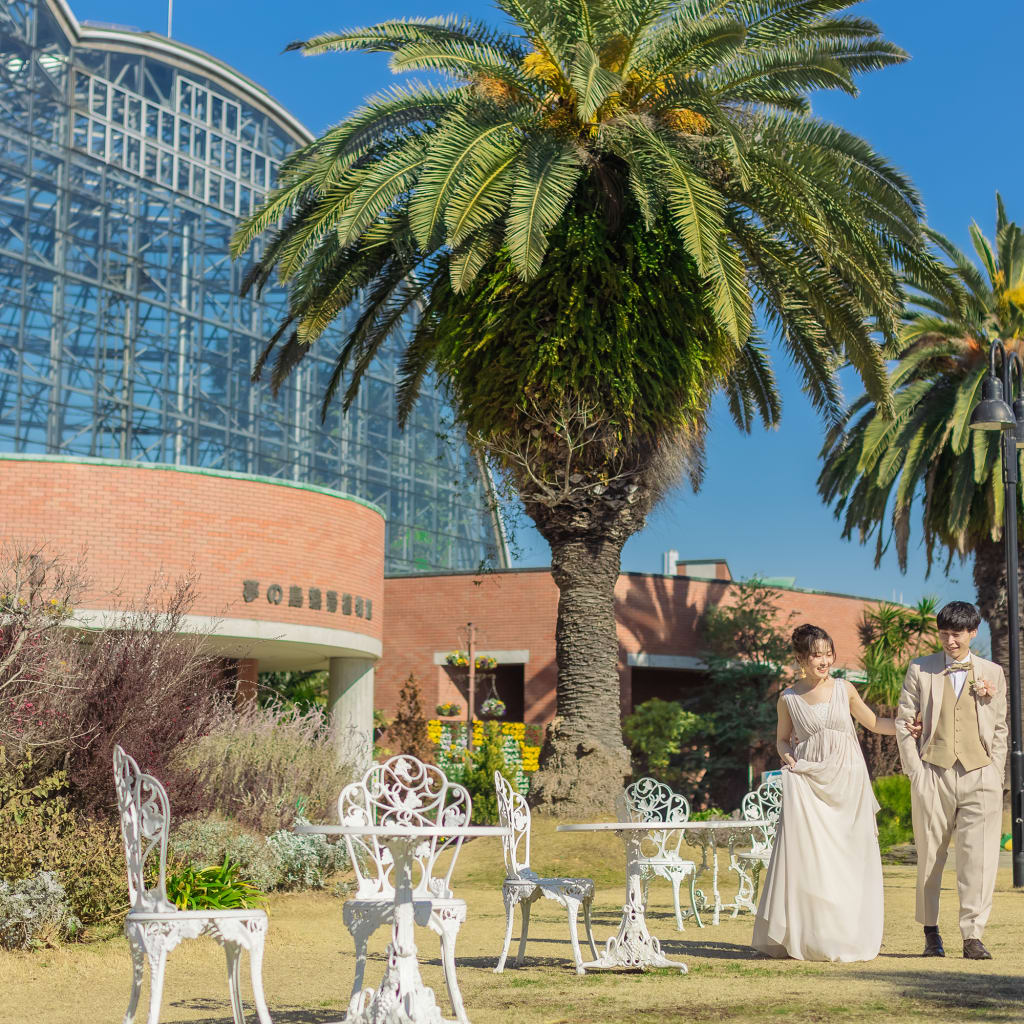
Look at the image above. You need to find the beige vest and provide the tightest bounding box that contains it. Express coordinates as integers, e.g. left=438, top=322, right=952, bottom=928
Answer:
left=921, top=662, right=990, bottom=771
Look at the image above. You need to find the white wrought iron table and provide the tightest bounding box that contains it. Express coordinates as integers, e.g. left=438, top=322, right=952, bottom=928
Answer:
left=676, top=820, right=772, bottom=925
left=296, top=822, right=509, bottom=1024
left=556, top=822, right=694, bottom=972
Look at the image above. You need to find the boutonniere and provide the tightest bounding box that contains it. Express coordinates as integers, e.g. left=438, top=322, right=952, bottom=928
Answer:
left=971, top=677, right=996, bottom=701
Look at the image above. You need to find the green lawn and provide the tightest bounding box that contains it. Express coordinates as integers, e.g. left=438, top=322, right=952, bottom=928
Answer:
left=2, top=818, right=1021, bottom=1024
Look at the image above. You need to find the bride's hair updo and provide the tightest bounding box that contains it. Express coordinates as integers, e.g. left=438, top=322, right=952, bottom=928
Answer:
left=791, top=623, right=836, bottom=662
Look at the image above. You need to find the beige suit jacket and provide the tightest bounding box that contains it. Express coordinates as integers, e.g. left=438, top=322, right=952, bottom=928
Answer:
left=896, top=651, right=1008, bottom=779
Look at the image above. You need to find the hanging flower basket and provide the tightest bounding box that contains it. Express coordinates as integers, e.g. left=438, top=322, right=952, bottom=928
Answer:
left=480, top=697, right=506, bottom=718
left=445, top=651, right=498, bottom=670
left=435, top=702, right=462, bottom=716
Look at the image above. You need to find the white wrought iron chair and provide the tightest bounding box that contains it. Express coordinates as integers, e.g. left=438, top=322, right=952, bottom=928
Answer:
left=112, top=745, right=272, bottom=1024
left=734, top=776, right=783, bottom=907
left=493, top=771, right=598, bottom=975
left=338, top=755, right=472, bottom=1024
left=617, top=776, right=701, bottom=930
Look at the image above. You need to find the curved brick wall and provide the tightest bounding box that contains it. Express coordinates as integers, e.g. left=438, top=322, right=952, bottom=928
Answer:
left=0, top=455, right=385, bottom=661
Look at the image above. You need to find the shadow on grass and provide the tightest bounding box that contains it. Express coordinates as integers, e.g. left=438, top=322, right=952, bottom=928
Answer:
left=856, top=968, right=1024, bottom=1022
left=169, top=997, right=342, bottom=1024
left=659, top=938, right=761, bottom=961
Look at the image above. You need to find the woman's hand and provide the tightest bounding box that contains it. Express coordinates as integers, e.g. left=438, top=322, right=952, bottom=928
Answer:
left=781, top=752, right=797, bottom=769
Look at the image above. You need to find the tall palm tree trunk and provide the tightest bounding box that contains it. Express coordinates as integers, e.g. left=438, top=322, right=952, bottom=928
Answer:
left=527, top=521, right=633, bottom=813
left=973, top=536, right=1023, bottom=788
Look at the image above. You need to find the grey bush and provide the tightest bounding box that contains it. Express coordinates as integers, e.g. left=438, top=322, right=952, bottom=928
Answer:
left=0, top=871, right=81, bottom=950
left=169, top=814, right=349, bottom=892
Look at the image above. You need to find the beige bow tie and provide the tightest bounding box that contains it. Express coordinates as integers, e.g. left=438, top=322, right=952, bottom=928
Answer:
left=945, top=661, right=971, bottom=674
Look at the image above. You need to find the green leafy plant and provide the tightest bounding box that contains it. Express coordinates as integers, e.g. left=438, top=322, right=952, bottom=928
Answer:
left=0, top=751, right=127, bottom=926
left=872, top=774, right=914, bottom=851
left=623, top=699, right=703, bottom=777
left=460, top=721, right=516, bottom=825
left=696, top=579, right=796, bottom=808
left=856, top=599, right=941, bottom=777
left=165, top=856, right=263, bottom=911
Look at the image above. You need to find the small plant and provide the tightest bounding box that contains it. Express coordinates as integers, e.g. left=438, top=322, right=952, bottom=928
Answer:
left=435, top=702, right=462, bottom=716
left=872, top=774, right=914, bottom=851
left=265, top=817, right=348, bottom=890
left=0, top=871, right=81, bottom=950
left=623, top=699, right=704, bottom=776
left=480, top=697, right=505, bottom=718
left=168, top=817, right=281, bottom=891
left=387, top=674, right=435, bottom=764
left=166, top=856, right=263, bottom=910
left=460, top=721, right=516, bottom=825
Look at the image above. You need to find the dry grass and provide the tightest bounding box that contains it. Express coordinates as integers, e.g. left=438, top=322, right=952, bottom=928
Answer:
left=2, top=818, right=1021, bottom=1024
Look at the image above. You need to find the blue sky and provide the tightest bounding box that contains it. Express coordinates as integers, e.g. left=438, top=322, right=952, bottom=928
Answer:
left=75, top=0, right=1024, bottom=642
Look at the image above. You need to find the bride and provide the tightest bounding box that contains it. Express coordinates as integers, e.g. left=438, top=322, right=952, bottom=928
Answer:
left=751, top=623, right=913, bottom=961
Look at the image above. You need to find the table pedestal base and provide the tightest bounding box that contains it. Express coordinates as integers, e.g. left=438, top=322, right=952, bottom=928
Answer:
left=346, top=838, right=451, bottom=1024
left=583, top=834, right=687, bottom=973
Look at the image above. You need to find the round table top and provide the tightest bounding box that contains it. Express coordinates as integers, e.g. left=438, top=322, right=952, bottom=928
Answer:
left=294, top=823, right=511, bottom=839
left=556, top=819, right=771, bottom=833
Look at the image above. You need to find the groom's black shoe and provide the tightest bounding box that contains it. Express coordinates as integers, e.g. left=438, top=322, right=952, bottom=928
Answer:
left=923, top=931, right=945, bottom=957
left=963, top=938, right=993, bottom=960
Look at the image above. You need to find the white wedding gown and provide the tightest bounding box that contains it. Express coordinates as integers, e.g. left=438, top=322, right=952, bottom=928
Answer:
left=751, top=679, right=883, bottom=961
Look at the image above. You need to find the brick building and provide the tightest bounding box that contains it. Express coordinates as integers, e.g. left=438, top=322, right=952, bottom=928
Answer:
left=379, top=559, right=878, bottom=725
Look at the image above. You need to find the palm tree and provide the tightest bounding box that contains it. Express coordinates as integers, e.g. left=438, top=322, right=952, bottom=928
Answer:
left=819, top=195, right=1024, bottom=731
left=233, top=1, right=936, bottom=807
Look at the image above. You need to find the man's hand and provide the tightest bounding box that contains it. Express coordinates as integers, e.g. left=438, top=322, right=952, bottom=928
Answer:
left=898, top=714, right=923, bottom=739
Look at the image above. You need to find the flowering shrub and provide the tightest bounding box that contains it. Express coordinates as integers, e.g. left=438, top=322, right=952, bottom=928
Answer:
left=428, top=720, right=540, bottom=795
left=0, top=872, right=81, bottom=950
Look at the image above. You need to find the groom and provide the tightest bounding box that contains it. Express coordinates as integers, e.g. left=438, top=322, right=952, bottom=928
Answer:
left=896, top=601, right=1007, bottom=960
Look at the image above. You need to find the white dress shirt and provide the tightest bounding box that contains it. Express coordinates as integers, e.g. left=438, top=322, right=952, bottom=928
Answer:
left=944, top=651, right=971, bottom=699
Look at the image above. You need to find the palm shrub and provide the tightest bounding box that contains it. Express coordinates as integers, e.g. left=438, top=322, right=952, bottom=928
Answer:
left=856, top=599, right=940, bottom=777
left=819, top=196, right=1024, bottom=760
left=233, top=0, right=940, bottom=808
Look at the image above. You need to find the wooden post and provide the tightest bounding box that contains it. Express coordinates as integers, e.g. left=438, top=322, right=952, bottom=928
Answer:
left=466, top=621, right=475, bottom=751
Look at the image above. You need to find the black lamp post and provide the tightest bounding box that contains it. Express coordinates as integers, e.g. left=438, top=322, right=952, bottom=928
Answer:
left=968, top=339, right=1024, bottom=888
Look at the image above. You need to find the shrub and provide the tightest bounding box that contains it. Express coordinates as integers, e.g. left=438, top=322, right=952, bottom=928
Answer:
left=623, top=698, right=704, bottom=776
left=387, top=674, right=434, bottom=763
left=266, top=818, right=348, bottom=891
left=0, top=547, right=228, bottom=817
left=0, top=872, right=81, bottom=950
left=166, top=857, right=263, bottom=910
left=168, top=817, right=281, bottom=891
left=0, top=753, right=127, bottom=925
left=460, top=721, right=515, bottom=825
left=173, top=702, right=360, bottom=834
left=873, top=774, right=914, bottom=851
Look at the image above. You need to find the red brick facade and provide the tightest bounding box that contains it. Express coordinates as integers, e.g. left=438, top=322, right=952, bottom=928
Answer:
left=381, top=567, right=880, bottom=723
left=2, top=455, right=384, bottom=656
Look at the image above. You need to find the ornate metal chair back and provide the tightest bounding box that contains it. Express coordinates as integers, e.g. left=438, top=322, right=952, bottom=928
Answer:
left=112, top=744, right=176, bottom=913
left=741, top=776, right=783, bottom=849
left=493, top=771, right=533, bottom=879
left=620, top=777, right=690, bottom=859
left=338, top=754, right=471, bottom=899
